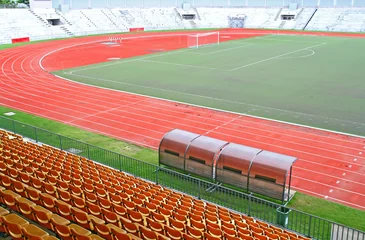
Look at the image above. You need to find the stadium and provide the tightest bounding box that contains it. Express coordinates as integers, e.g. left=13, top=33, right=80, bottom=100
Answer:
left=0, top=0, right=365, bottom=239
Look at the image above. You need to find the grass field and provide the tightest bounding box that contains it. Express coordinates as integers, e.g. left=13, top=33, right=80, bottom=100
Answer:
left=56, top=33, right=365, bottom=136
left=1, top=105, right=365, bottom=233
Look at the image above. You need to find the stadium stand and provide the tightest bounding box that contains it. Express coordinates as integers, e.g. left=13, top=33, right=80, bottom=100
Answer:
left=0, top=129, right=312, bottom=239
left=305, top=8, right=365, bottom=32
left=1, top=6, right=365, bottom=44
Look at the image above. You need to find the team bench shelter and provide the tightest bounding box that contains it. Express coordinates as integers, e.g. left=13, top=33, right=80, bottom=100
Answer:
left=159, top=129, right=297, bottom=203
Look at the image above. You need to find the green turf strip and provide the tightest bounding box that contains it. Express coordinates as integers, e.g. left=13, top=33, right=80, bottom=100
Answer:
left=1, top=106, right=364, bottom=232
left=56, top=34, right=365, bottom=137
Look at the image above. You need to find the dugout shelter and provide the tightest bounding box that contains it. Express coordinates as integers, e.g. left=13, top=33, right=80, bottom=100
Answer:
left=159, top=129, right=297, bottom=202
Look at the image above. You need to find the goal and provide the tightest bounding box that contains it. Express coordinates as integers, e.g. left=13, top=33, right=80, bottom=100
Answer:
left=187, top=32, right=220, bottom=48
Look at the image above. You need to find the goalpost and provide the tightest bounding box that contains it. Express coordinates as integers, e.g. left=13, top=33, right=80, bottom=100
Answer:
left=187, top=32, right=220, bottom=49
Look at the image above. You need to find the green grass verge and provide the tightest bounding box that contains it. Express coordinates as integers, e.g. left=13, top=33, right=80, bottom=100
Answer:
left=1, top=105, right=364, bottom=235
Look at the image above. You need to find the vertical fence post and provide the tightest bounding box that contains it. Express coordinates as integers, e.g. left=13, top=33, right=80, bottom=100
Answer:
left=248, top=193, right=252, bottom=216
left=308, top=215, right=312, bottom=237
left=12, top=120, right=16, bottom=133
left=59, top=135, right=63, bottom=150
left=34, top=127, right=38, bottom=143
left=87, top=144, right=90, bottom=159
left=118, top=154, right=122, bottom=171
left=198, top=180, right=201, bottom=200
left=155, top=166, right=159, bottom=185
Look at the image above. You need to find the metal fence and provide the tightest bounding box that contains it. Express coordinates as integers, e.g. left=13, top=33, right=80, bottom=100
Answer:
left=0, top=116, right=364, bottom=240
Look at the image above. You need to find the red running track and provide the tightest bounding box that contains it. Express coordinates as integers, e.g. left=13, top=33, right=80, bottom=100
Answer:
left=0, top=29, right=365, bottom=210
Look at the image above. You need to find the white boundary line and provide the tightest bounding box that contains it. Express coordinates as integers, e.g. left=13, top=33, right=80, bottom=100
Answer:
left=39, top=34, right=365, bottom=139
left=229, top=42, right=327, bottom=71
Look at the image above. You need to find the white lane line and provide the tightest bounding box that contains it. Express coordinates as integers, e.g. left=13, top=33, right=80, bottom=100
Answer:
left=229, top=42, right=327, bottom=71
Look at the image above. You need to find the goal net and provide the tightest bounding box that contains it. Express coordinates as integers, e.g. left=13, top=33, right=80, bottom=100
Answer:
left=187, top=32, right=220, bottom=49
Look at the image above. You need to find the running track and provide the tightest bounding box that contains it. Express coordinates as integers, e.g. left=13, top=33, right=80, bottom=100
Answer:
left=0, top=30, right=365, bottom=210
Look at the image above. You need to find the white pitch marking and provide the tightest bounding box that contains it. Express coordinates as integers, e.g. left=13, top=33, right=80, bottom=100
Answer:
left=202, top=44, right=253, bottom=55
left=229, top=42, right=327, bottom=71
left=138, top=59, right=226, bottom=71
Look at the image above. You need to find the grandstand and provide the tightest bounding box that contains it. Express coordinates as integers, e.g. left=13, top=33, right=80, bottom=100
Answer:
left=1, top=0, right=365, bottom=239
left=1, top=1, right=365, bottom=43
left=0, top=129, right=313, bottom=240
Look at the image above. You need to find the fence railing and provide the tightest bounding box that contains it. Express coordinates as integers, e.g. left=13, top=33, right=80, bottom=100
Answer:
left=0, top=116, right=364, bottom=240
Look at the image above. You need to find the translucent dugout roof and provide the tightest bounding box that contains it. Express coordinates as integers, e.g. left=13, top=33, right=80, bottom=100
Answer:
left=248, top=150, right=297, bottom=185
left=159, top=129, right=200, bottom=156
left=217, top=143, right=262, bottom=175
left=185, top=135, right=229, bottom=166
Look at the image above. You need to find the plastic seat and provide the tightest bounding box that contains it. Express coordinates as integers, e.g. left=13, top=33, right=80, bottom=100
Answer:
left=52, top=221, right=91, bottom=240
left=204, top=231, right=221, bottom=240
left=127, top=209, right=143, bottom=225
left=42, top=182, right=58, bottom=198
left=21, top=224, right=50, bottom=239
left=30, top=176, right=42, bottom=190
left=90, top=218, right=115, bottom=240
left=19, top=172, right=31, bottom=184
left=95, top=187, right=108, bottom=199
left=55, top=200, right=73, bottom=222
left=122, top=220, right=139, bottom=237
left=32, top=205, right=70, bottom=231
left=207, top=224, right=223, bottom=238
left=169, top=217, right=185, bottom=232
left=123, top=199, right=136, bottom=211
left=112, top=202, right=127, bottom=218
left=100, top=208, right=119, bottom=226
left=0, top=174, right=12, bottom=188
left=253, top=232, right=269, bottom=240
left=15, top=197, right=36, bottom=221
left=110, top=226, right=132, bottom=240
left=190, top=218, right=205, bottom=232
left=86, top=201, right=102, bottom=218
left=71, top=194, right=87, bottom=212
left=2, top=190, right=21, bottom=211
left=11, top=179, right=27, bottom=198
left=57, top=179, right=69, bottom=191
left=85, top=192, right=98, bottom=204
left=182, top=233, right=196, bottom=240
left=151, top=211, right=165, bottom=224
left=222, top=225, right=237, bottom=237
left=69, top=185, right=83, bottom=198
left=71, top=207, right=96, bottom=230
left=57, top=189, right=71, bottom=204
left=237, top=226, right=251, bottom=236
left=239, top=234, right=254, bottom=240
left=40, top=193, right=57, bottom=213
left=187, top=225, right=203, bottom=239
left=8, top=167, right=19, bottom=179
left=146, top=217, right=164, bottom=234
left=98, top=196, right=112, bottom=210
left=250, top=225, right=264, bottom=235
left=109, top=194, right=122, bottom=205
left=165, top=225, right=182, bottom=240
left=139, top=225, right=158, bottom=240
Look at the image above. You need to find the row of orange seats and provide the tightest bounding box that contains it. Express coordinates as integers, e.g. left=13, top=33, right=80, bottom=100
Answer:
left=0, top=130, right=311, bottom=240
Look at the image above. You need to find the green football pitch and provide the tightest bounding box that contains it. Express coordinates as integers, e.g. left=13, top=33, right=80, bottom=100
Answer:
left=55, top=34, right=365, bottom=136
